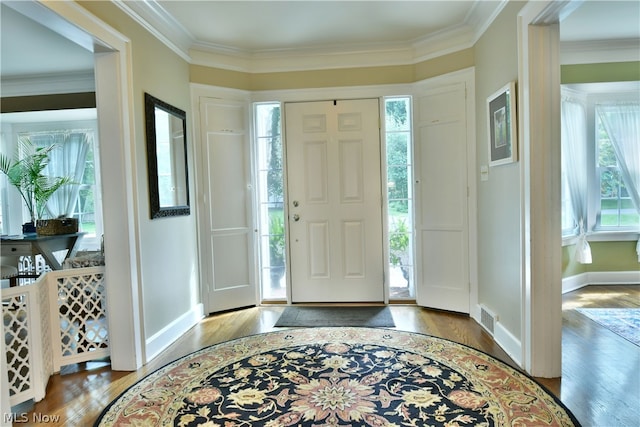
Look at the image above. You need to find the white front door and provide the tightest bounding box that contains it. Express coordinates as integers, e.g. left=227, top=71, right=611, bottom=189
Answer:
left=415, top=83, right=470, bottom=313
left=285, top=100, right=384, bottom=303
left=198, top=97, right=256, bottom=312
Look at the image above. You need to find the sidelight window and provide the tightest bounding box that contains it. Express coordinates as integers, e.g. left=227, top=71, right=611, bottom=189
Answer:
left=255, top=102, right=286, bottom=300
left=385, top=97, right=415, bottom=299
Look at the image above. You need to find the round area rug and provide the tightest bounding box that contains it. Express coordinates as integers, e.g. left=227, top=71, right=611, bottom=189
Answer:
left=95, top=328, right=580, bottom=426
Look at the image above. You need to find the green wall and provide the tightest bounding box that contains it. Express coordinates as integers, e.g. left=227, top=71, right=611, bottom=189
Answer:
left=564, top=241, right=639, bottom=277
left=561, top=61, right=640, bottom=84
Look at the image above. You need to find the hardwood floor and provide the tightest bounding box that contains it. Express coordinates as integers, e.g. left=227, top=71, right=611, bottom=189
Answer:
left=10, top=285, right=640, bottom=426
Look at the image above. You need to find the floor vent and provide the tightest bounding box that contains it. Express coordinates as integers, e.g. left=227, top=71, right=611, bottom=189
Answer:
left=480, top=305, right=497, bottom=335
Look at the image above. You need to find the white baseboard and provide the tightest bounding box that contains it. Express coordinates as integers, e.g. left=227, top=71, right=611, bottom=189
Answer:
left=494, top=322, right=523, bottom=368
left=562, top=270, right=640, bottom=294
left=472, top=304, right=523, bottom=368
left=145, top=303, right=204, bottom=363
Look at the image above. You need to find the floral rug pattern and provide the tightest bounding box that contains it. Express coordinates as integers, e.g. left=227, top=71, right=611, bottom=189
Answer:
left=96, top=328, right=579, bottom=426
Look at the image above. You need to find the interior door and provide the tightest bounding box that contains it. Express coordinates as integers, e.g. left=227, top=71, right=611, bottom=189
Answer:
left=198, top=97, right=256, bottom=312
left=285, top=99, right=384, bottom=303
left=415, top=83, right=470, bottom=313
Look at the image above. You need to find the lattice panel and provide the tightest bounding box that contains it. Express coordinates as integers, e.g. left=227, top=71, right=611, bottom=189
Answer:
left=55, top=271, right=108, bottom=358
left=38, top=281, right=53, bottom=380
left=3, top=293, right=32, bottom=398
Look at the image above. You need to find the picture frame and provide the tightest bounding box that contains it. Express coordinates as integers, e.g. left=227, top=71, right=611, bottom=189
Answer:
left=487, top=81, right=517, bottom=166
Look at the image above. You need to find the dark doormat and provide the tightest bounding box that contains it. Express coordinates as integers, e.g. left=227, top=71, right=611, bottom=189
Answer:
left=274, top=306, right=395, bottom=327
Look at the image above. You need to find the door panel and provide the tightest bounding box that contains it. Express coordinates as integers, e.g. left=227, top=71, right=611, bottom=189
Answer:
left=285, top=100, right=383, bottom=303
left=415, top=84, right=470, bottom=313
left=199, top=98, right=256, bottom=312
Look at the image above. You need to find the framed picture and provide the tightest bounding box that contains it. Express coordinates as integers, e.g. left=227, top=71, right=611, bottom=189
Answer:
left=487, top=81, right=517, bottom=166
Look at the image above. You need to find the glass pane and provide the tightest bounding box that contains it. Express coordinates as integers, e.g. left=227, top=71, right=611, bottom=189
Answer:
left=596, top=122, right=617, bottom=167
left=385, top=98, right=410, bottom=131
left=599, top=170, right=640, bottom=227
left=385, top=97, right=413, bottom=300
left=256, top=103, right=286, bottom=301
left=386, top=133, right=409, bottom=165
left=387, top=166, right=409, bottom=202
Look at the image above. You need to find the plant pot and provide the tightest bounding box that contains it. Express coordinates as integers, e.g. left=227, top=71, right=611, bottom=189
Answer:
left=36, top=218, right=79, bottom=235
left=22, top=221, right=37, bottom=234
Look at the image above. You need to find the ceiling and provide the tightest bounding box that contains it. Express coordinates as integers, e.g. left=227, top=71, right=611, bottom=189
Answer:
left=1, top=1, right=639, bottom=80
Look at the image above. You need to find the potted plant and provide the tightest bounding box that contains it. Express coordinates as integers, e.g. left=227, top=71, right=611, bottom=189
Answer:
left=0, top=137, right=72, bottom=234
left=269, top=215, right=286, bottom=288
left=389, top=218, right=411, bottom=282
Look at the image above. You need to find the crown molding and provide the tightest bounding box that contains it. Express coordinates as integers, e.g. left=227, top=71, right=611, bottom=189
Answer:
left=116, top=0, right=506, bottom=73
left=111, top=0, right=192, bottom=63
left=1, top=71, right=95, bottom=97
left=561, top=39, right=640, bottom=65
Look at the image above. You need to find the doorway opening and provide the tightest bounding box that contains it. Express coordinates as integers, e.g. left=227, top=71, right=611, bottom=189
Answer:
left=255, top=98, right=416, bottom=302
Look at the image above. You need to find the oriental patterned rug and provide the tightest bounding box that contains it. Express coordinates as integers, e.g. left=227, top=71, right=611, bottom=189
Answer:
left=95, top=328, right=580, bottom=426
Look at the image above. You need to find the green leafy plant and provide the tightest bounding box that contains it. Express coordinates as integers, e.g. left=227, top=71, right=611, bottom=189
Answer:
left=0, top=137, right=72, bottom=223
left=269, top=215, right=286, bottom=267
left=389, top=218, right=409, bottom=266
left=389, top=218, right=411, bottom=281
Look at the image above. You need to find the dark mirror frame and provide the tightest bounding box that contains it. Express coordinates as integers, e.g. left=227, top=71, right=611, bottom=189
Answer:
left=144, top=93, right=190, bottom=219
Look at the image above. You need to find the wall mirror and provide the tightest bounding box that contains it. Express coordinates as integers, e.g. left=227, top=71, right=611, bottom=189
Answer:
left=144, top=93, right=190, bottom=218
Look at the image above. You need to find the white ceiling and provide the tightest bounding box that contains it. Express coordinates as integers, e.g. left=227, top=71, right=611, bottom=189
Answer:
left=1, top=1, right=639, bottom=79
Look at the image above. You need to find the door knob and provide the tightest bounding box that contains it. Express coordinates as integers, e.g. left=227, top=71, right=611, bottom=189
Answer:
left=293, top=200, right=299, bottom=207
left=293, top=214, right=300, bottom=222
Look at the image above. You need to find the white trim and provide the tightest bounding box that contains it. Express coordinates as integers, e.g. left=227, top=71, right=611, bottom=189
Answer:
left=563, top=271, right=640, bottom=293
left=116, top=1, right=505, bottom=73
left=518, top=0, right=564, bottom=378
left=561, top=39, right=640, bottom=65
left=494, top=322, right=523, bottom=368
left=251, top=83, right=415, bottom=104
left=0, top=71, right=95, bottom=97
left=145, top=304, right=204, bottom=363
left=563, top=232, right=640, bottom=246
left=193, top=69, right=477, bottom=310
left=111, top=0, right=192, bottom=63
left=39, top=0, right=145, bottom=371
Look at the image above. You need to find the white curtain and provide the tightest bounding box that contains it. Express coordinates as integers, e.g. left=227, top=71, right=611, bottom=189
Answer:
left=30, top=130, right=92, bottom=218
left=597, top=102, right=640, bottom=262
left=561, top=96, right=592, bottom=263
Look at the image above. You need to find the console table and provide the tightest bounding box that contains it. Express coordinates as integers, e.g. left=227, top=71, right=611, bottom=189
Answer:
left=1, top=232, right=85, bottom=271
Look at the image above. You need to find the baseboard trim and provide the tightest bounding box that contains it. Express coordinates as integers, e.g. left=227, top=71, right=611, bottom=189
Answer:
left=494, top=321, right=523, bottom=368
left=562, top=271, right=640, bottom=294
left=145, top=303, right=204, bottom=363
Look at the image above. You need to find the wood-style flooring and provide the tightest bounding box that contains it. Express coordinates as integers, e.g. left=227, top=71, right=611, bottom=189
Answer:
left=10, top=285, right=640, bottom=426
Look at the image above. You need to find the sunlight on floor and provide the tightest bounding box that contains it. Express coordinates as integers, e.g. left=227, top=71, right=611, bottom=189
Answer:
left=562, top=292, right=627, bottom=310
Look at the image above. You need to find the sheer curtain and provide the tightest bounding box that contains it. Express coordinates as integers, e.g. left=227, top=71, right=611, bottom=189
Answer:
left=29, top=130, right=92, bottom=218
left=561, top=95, right=591, bottom=263
left=597, top=102, right=640, bottom=261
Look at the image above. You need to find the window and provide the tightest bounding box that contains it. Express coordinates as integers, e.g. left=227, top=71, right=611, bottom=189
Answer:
left=254, top=102, right=285, bottom=300
left=595, top=103, right=640, bottom=229
left=561, top=83, right=640, bottom=240
left=385, top=97, right=415, bottom=299
left=0, top=110, right=103, bottom=249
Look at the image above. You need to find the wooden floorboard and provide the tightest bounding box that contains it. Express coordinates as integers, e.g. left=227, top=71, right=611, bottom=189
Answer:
left=10, top=285, right=640, bottom=426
